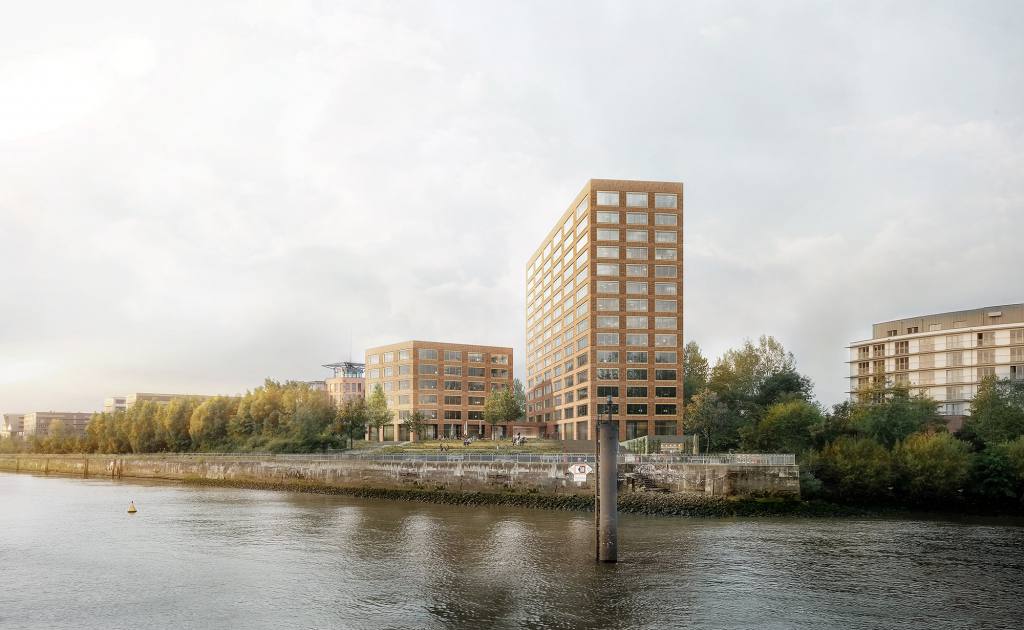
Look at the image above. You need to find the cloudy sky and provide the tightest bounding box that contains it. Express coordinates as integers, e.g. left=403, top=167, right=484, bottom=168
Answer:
left=1, top=1, right=1022, bottom=416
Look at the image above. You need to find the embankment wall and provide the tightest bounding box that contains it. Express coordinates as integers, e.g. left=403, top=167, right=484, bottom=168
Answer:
left=0, top=454, right=799, bottom=498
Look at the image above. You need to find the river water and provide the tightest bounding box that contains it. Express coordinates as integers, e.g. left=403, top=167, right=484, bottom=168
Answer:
left=1, top=472, right=1022, bottom=630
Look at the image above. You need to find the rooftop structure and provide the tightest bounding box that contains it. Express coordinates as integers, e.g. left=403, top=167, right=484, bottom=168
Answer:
left=323, top=361, right=366, bottom=408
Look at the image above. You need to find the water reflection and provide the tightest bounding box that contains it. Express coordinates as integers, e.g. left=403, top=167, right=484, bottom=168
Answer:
left=1, top=473, right=1022, bottom=630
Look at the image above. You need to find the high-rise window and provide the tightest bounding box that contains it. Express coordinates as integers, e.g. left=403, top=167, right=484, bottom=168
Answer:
left=654, top=334, right=677, bottom=347
left=626, top=247, right=648, bottom=260
left=419, top=349, right=438, bottom=360
left=654, top=282, right=677, bottom=295
left=626, top=192, right=648, bottom=208
left=626, top=351, right=648, bottom=363
left=597, top=191, right=619, bottom=206
left=597, top=281, right=619, bottom=293
left=596, top=316, right=619, bottom=328
left=655, top=317, right=677, bottom=330
left=596, top=263, right=619, bottom=276
left=625, top=264, right=648, bottom=276
left=626, top=281, right=648, bottom=294
left=654, top=193, right=677, bottom=209
left=597, top=298, right=619, bottom=311
left=626, top=230, right=648, bottom=242
left=626, top=213, right=648, bottom=225
left=654, top=213, right=678, bottom=226
left=597, top=246, right=620, bottom=259
left=596, top=333, right=619, bottom=345
left=626, top=299, right=647, bottom=312
left=654, top=248, right=677, bottom=261
left=445, top=350, right=462, bottom=361
left=626, top=316, right=648, bottom=329
left=597, top=211, right=619, bottom=223
left=597, top=229, right=619, bottom=241
left=626, top=333, right=648, bottom=346
left=654, top=231, right=677, bottom=243
left=654, top=265, right=677, bottom=278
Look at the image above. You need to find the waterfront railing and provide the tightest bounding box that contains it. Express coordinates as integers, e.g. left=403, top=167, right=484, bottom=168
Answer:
left=34, top=452, right=795, bottom=466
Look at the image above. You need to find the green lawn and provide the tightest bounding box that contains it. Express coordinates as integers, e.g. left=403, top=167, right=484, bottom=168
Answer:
left=365, top=439, right=567, bottom=454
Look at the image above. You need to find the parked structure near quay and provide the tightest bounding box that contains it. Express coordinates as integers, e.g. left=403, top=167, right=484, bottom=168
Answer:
left=525, top=179, right=685, bottom=441
left=848, top=303, right=1024, bottom=430
left=363, top=341, right=514, bottom=440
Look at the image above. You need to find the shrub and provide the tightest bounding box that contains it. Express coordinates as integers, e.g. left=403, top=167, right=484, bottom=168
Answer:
left=893, top=433, right=971, bottom=503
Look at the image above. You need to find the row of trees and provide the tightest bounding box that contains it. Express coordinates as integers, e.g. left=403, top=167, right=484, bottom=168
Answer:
left=683, top=336, right=1024, bottom=508
left=0, top=377, right=527, bottom=455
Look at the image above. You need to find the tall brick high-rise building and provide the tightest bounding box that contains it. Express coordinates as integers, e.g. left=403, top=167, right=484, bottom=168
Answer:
left=525, top=179, right=684, bottom=441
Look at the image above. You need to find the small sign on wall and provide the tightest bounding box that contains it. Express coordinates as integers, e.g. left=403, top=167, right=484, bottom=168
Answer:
left=567, top=463, right=593, bottom=482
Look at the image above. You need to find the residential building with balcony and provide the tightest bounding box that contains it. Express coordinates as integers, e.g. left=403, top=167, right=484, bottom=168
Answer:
left=363, top=341, right=514, bottom=441
left=525, top=179, right=685, bottom=441
left=848, top=303, right=1024, bottom=430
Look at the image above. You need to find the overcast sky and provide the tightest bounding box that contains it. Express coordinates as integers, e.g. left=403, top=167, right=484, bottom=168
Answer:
left=2, top=1, right=1022, bottom=417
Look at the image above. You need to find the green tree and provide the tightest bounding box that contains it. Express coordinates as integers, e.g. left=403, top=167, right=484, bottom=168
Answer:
left=366, top=385, right=393, bottom=442
left=814, top=436, right=893, bottom=501
left=334, top=398, right=367, bottom=449
left=851, top=384, right=942, bottom=448
left=161, top=398, right=196, bottom=451
left=756, top=369, right=813, bottom=407
left=967, top=447, right=1018, bottom=503
left=45, top=419, right=70, bottom=453
left=740, top=399, right=822, bottom=454
left=964, top=378, right=1024, bottom=446
left=128, top=402, right=163, bottom=453
left=403, top=411, right=427, bottom=441
left=189, top=396, right=237, bottom=450
left=685, top=390, right=745, bottom=452
left=811, top=401, right=858, bottom=449
left=483, top=386, right=522, bottom=439
left=512, top=378, right=527, bottom=416
left=892, top=432, right=971, bottom=503
left=710, top=335, right=795, bottom=403
left=683, top=341, right=709, bottom=403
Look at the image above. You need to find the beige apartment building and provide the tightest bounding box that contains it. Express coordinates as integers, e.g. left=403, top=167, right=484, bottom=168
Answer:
left=323, top=361, right=366, bottom=407
left=525, top=179, right=685, bottom=441
left=364, top=341, right=514, bottom=441
left=103, top=392, right=219, bottom=413
left=2, top=413, right=25, bottom=438
left=21, top=411, right=93, bottom=437
left=849, top=303, right=1024, bottom=430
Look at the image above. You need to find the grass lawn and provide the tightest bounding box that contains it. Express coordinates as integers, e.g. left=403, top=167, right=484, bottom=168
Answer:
left=366, top=439, right=568, bottom=454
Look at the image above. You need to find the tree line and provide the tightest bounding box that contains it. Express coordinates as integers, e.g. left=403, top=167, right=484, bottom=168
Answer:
left=684, top=336, right=1024, bottom=510
left=0, top=377, right=527, bottom=454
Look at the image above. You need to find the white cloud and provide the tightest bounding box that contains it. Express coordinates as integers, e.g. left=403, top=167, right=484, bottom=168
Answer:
left=1, top=1, right=1022, bottom=415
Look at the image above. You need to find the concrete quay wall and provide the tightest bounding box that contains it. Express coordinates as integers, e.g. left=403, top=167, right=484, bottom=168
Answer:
left=0, top=454, right=800, bottom=498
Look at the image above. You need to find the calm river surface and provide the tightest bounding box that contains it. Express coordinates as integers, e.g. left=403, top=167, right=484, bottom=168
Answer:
left=1, top=472, right=1022, bottom=630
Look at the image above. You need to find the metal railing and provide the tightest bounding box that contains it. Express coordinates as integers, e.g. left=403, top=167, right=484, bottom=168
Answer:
left=18, top=451, right=796, bottom=466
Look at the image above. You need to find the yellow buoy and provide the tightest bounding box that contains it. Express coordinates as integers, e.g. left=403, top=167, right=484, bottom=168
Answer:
left=127, top=500, right=137, bottom=514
